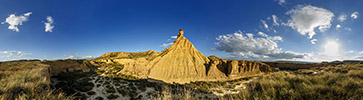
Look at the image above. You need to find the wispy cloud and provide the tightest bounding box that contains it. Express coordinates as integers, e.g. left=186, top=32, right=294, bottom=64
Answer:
left=351, top=12, right=359, bottom=19
left=171, top=36, right=177, bottom=39
left=310, top=39, right=317, bottom=44
left=44, top=16, right=54, bottom=32
left=160, top=43, right=173, bottom=47
left=1, top=12, right=32, bottom=32
left=278, top=0, right=286, bottom=5
left=0, top=51, right=32, bottom=58
left=65, top=53, right=95, bottom=59
left=162, top=35, right=178, bottom=47
left=337, top=14, right=347, bottom=22
left=271, top=15, right=280, bottom=26
left=260, top=20, right=269, bottom=30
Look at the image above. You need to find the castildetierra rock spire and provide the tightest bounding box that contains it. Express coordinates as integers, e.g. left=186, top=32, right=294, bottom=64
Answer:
left=147, top=28, right=210, bottom=83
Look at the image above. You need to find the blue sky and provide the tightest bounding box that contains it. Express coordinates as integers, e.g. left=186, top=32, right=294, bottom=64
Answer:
left=0, top=0, right=362, bottom=62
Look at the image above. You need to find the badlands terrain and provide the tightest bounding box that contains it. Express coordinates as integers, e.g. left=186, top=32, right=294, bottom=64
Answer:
left=0, top=30, right=362, bottom=100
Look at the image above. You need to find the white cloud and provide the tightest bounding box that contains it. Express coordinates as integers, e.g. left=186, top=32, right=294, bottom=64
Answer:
left=44, top=16, right=54, bottom=32
left=257, top=31, right=268, bottom=37
left=171, top=36, right=177, bottom=39
left=336, top=24, right=341, bottom=29
left=278, top=0, right=286, bottom=5
left=24, top=12, right=32, bottom=16
left=65, top=53, right=95, bottom=59
left=351, top=12, right=359, bottom=19
left=310, top=39, right=317, bottom=44
left=337, top=14, right=347, bottom=22
left=260, top=20, right=269, bottom=29
left=160, top=42, right=173, bottom=47
left=359, top=51, right=363, bottom=55
left=215, top=31, right=303, bottom=60
left=258, top=32, right=283, bottom=41
left=2, top=12, right=32, bottom=32
left=285, top=5, right=334, bottom=39
left=0, top=51, right=32, bottom=58
left=272, top=15, right=279, bottom=26
left=344, top=27, right=352, bottom=31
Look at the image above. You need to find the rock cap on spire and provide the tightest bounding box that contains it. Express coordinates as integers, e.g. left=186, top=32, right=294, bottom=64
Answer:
left=178, top=29, right=184, bottom=37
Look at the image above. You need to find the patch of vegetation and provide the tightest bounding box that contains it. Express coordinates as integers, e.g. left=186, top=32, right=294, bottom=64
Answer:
left=107, top=94, right=119, bottom=99
left=52, top=71, right=96, bottom=95
left=87, top=91, right=96, bottom=95
left=95, top=96, right=104, bottom=100
left=233, top=63, right=363, bottom=100
left=96, top=64, right=140, bottom=80
left=0, top=61, right=70, bottom=99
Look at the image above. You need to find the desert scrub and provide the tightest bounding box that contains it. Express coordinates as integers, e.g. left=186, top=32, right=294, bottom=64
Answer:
left=52, top=71, right=96, bottom=96
left=186, top=77, right=251, bottom=93
left=96, top=64, right=140, bottom=80
left=237, top=68, right=363, bottom=100
left=0, top=61, right=70, bottom=99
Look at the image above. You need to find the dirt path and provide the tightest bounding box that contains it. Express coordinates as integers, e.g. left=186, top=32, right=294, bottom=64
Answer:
left=211, top=77, right=257, bottom=96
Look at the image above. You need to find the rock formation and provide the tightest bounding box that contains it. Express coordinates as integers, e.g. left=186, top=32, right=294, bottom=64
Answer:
left=147, top=29, right=210, bottom=83
left=94, top=29, right=276, bottom=84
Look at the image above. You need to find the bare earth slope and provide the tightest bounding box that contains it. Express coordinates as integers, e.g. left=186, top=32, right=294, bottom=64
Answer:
left=147, top=29, right=210, bottom=83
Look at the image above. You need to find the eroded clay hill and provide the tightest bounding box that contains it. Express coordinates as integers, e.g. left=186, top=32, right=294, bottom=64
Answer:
left=147, top=29, right=210, bottom=83
left=93, top=29, right=276, bottom=84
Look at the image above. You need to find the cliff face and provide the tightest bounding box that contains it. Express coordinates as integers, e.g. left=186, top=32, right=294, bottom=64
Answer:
left=206, top=56, right=275, bottom=80
left=95, top=29, right=276, bottom=84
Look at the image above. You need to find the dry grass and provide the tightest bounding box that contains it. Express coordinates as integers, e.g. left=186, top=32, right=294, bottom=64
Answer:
left=231, top=63, right=363, bottom=100
left=156, top=63, right=363, bottom=100
left=0, top=61, right=70, bottom=100
left=2, top=60, right=362, bottom=100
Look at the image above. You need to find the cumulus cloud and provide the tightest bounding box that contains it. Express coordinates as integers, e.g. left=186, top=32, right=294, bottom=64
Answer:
left=285, top=5, right=334, bottom=39
left=260, top=20, right=269, bottom=29
left=215, top=31, right=304, bottom=60
left=310, top=39, right=317, bottom=44
left=272, top=15, right=279, bottom=26
left=0, top=51, right=32, bottom=58
left=44, top=16, right=54, bottom=32
left=351, top=12, right=358, bottom=19
left=336, top=24, right=341, bottom=29
left=337, top=14, right=347, bottom=22
left=1, top=12, right=32, bottom=32
left=65, top=53, right=95, bottom=59
left=160, top=43, right=173, bottom=47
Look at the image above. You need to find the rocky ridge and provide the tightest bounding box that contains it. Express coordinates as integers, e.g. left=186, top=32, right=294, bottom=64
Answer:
left=92, top=29, right=276, bottom=84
